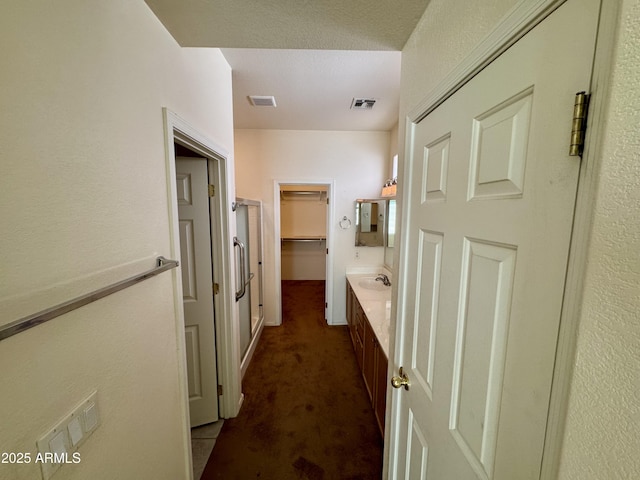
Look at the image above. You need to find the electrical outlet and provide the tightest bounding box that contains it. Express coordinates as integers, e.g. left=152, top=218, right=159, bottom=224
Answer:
left=36, top=391, right=99, bottom=479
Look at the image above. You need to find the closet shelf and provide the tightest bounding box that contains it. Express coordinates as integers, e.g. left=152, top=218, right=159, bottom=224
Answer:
left=280, top=190, right=327, bottom=201
left=281, top=236, right=326, bottom=242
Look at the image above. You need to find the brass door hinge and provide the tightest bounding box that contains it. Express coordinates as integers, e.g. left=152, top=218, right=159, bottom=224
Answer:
left=208, top=184, right=215, bottom=197
left=217, top=385, right=223, bottom=396
left=213, top=283, right=219, bottom=295
left=569, top=91, right=590, bottom=157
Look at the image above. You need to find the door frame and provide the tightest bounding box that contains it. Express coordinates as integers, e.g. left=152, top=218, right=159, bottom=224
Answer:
left=386, top=0, right=620, bottom=478
left=162, top=109, right=243, bottom=466
left=273, top=179, right=335, bottom=325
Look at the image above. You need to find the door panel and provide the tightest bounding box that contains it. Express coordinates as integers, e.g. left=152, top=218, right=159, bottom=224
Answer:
left=468, top=89, right=532, bottom=201
left=176, top=157, right=219, bottom=428
left=406, top=412, right=429, bottom=479
left=184, top=325, right=203, bottom=398
left=413, top=230, right=443, bottom=401
left=178, top=219, right=197, bottom=301
left=423, top=135, right=450, bottom=203
left=450, top=239, right=517, bottom=476
left=390, top=0, right=600, bottom=478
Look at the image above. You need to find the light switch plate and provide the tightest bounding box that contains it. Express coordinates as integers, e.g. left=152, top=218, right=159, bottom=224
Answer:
left=48, top=431, right=67, bottom=457
left=83, top=402, right=98, bottom=432
left=67, top=417, right=83, bottom=447
left=36, top=390, right=99, bottom=480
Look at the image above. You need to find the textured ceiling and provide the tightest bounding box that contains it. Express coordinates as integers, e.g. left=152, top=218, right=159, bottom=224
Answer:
left=144, top=0, right=430, bottom=50
left=145, top=0, right=431, bottom=130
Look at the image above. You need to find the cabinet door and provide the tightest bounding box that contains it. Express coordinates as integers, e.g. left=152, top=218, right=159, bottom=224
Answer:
left=346, top=284, right=352, bottom=325
left=363, top=320, right=376, bottom=401
left=354, top=330, right=364, bottom=370
left=354, top=305, right=365, bottom=370
left=346, top=284, right=355, bottom=344
left=375, top=348, right=388, bottom=435
left=355, top=303, right=365, bottom=344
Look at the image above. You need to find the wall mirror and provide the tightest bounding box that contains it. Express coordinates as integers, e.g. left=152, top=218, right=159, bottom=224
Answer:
left=384, top=198, right=396, bottom=269
left=355, top=199, right=385, bottom=247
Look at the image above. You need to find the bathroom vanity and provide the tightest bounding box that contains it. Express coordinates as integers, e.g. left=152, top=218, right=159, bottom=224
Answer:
left=346, top=273, right=391, bottom=436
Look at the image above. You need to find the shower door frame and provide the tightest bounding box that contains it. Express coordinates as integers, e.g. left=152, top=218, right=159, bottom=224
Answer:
left=235, top=197, right=265, bottom=378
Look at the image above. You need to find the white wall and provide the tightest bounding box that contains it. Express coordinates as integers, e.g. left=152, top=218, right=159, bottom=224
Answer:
left=234, top=129, right=390, bottom=325
left=0, top=1, right=234, bottom=479
left=398, top=0, right=640, bottom=478
left=281, top=241, right=328, bottom=280
left=556, top=0, right=640, bottom=476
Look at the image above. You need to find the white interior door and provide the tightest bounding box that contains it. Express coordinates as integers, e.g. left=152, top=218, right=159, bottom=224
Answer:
left=390, top=0, right=599, bottom=478
left=176, top=156, right=219, bottom=428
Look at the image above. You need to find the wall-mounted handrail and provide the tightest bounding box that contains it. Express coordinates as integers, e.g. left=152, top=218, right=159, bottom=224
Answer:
left=0, top=256, right=179, bottom=342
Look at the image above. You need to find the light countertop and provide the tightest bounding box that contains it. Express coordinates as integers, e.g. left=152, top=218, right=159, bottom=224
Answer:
left=346, top=273, right=392, bottom=358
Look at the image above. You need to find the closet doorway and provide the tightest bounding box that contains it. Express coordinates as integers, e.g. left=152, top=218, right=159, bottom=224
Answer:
left=277, top=183, right=332, bottom=324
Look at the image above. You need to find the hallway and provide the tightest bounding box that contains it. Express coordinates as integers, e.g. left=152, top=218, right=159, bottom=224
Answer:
left=201, top=280, right=383, bottom=479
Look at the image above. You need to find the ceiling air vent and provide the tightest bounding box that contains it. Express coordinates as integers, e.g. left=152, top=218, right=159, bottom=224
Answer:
left=248, top=95, right=277, bottom=107
left=351, top=98, right=376, bottom=110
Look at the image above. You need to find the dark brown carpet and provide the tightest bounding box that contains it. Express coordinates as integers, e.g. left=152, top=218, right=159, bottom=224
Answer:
left=201, top=280, right=383, bottom=480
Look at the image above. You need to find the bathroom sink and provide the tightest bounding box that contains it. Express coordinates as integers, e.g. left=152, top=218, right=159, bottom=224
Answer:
left=358, top=277, right=391, bottom=291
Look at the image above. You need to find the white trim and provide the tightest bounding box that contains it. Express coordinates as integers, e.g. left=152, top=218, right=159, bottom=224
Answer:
left=540, top=1, right=621, bottom=478
left=162, top=109, right=242, bottom=428
left=388, top=0, right=612, bottom=478
left=384, top=114, right=418, bottom=480
left=408, top=0, right=566, bottom=123
left=273, top=179, right=335, bottom=326
left=161, top=111, right=193, bottom=480
left=240, top=316, right=264, bottom=378
left=272, top=181, right=283, bottom=326
left=237, top=198, right=266, bottom=378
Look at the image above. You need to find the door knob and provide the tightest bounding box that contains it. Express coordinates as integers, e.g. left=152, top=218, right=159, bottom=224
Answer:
left=391, top=367, right=410, bottom=391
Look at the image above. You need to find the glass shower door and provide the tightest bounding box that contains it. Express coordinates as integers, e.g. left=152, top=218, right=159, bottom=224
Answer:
left=234, top=199, right=263, bottom=366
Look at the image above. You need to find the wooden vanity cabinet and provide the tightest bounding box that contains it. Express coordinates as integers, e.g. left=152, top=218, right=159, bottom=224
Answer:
left=364, top=319, right=388, bottom=435
left=346, top=282, right=388, bottom=436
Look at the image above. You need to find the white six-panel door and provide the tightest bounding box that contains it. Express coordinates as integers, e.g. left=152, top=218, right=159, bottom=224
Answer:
left=176, top=157, right=219, bottom=428
left=390, top=0, right=600, bottom=478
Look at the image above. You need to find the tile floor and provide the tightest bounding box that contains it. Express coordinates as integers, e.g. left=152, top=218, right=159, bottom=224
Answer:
left=191, top=420, right=224, bottom=479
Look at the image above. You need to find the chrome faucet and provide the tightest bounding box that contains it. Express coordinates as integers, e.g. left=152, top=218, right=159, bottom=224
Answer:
left=375, top=273, right=391, bottom=286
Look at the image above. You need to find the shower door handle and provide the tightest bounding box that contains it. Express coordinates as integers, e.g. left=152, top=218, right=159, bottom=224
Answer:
left=234, top=237, right=247, bottom=301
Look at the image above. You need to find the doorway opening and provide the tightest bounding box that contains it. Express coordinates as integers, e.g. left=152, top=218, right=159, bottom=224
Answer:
left=276, top=183, right=332, bottom=325
left=163, top=109, right=242, bottom=477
